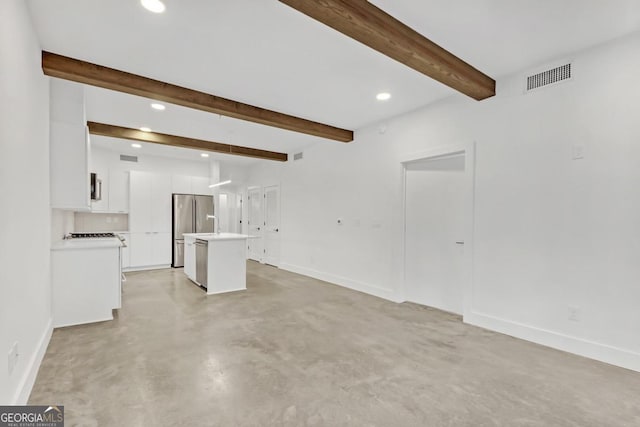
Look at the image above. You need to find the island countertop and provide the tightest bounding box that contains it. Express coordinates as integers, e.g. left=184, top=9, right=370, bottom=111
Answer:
left=183, top=233, right=253, bottom=241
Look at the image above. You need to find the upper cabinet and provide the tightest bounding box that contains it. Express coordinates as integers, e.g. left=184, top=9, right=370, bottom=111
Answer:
left=171, top=174, right=211, bottom=196
left=91, top=169, right=129, bottom=214
left=109, top=170, right=129, bottom=213
left=130, top=171, right=171, bottom=233
left=50, top=79, right=91, bottom=211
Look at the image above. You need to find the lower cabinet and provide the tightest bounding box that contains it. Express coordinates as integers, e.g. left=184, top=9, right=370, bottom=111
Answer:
left=184, top=237, right=196, bottom=280
left=129, top=232, right=171, bottom=268
left=52, top=245, right=121, bottom=327
left=118, top=233, right=131, bottom=269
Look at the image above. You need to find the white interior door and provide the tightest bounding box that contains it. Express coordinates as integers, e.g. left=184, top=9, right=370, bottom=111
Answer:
left=404, top=154, right=467, bottom=314
left=263, top=185, right=281, bottom=267
left=247, top=187, right=263, bottom=261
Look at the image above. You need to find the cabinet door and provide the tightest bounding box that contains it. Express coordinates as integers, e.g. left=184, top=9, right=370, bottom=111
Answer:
left=184, top=239, right=196, bottom=279
left=191, top=176, right=211, bottom=195
left=129, top=232, right=153, bottom=267
left=152, top=232, right=172, bottom=265
left=129, top=171, right=152, bottom=232
left=50, top=122, right=91, bottom=210
left=151, top=174, right=172, bottom=232
left=109, top=170, right=129, bottom=213
left=119, top=233, right=131, bottom=269
left=172, top=175, right=191, bottom=194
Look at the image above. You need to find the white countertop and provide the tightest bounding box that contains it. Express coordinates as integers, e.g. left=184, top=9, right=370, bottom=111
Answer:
left=51, top=238, right=123, bottom=251
left=183, top=232, right=252, bottom=241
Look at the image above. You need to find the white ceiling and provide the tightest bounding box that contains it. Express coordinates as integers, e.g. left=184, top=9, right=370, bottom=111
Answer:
left=28, top=0, right=640, bottom=163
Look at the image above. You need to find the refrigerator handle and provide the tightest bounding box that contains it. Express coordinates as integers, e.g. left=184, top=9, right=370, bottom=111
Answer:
left=193, top=197, right=197, bottom=233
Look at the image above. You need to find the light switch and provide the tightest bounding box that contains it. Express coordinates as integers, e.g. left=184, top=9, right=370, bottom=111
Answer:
left=572, top=144, right=585, bottom=160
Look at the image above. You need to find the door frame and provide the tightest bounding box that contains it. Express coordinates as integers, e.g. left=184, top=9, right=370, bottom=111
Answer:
left=399, top=142, right=476, bottom=318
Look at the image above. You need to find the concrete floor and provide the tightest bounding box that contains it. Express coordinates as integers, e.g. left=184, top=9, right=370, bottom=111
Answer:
left=31, top=262, right=640, bottom=426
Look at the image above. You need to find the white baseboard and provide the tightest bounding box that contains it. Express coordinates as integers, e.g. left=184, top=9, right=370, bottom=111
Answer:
left=13, top=318, right=53, bottom=405
left=279, top=263, right=401, bottom=302
left=465, top=311, right=640, bottom=373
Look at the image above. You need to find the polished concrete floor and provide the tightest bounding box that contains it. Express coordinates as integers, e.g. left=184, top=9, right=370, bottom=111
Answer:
left=31, top=262, right=640, bottom=426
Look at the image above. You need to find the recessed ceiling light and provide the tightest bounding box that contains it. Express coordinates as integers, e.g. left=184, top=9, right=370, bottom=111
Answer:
left=151, top=103, right=165, bottom=111
left=139, top=127, right=152, bottom=132
left=141, top=0, right=165, bottom=13
left=201, top=153, right=209, bottom=158
left=376, top=92, right=392, bottom=101
left=131, top=143, right=142, bottom=148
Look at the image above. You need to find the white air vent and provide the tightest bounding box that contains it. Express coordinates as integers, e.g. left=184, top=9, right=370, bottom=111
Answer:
left=526, top=63, right=572, bottom=91
left=293, top=152, right=304, bottom=161
left=120, top=154, right=138, bottom=162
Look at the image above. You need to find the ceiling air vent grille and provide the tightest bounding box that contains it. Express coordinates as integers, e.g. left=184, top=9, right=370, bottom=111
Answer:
left=526, top=63, right=572, bottom=91
left=293, top=152, right=304, bottom=161
left=120, top=154, right=138, bottom=162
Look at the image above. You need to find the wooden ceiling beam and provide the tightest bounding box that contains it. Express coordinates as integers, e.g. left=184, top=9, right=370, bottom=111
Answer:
left=87, top=122, right=288, bottom=162
left=43, top=51, right=353, bottom=142
left=278, top=0, right=496, bottom=101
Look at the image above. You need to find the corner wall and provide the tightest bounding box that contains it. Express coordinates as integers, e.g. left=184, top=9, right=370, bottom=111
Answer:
left=248, top=32, right=640, bottom=371
left=0, top=1, right=53, bottom=403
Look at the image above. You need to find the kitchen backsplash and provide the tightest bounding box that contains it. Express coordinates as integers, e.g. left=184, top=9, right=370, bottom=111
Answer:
left=74, top=212, right=129, bottom=232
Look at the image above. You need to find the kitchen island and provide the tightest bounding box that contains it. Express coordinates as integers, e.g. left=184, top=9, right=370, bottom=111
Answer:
left=183, top=233, right=251, bottom=295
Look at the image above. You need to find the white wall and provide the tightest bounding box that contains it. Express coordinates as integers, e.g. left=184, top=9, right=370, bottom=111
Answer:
left=247, top=32, right=640, bottom=371
left=92, top=146, right=211, bottom=177
left=51, top=209, right=75, bottom=242
left=0, top=1, right=53, bottom=404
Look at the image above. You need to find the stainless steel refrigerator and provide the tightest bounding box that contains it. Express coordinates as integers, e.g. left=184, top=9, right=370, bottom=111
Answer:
left=172, top=194, right=214, bottom=268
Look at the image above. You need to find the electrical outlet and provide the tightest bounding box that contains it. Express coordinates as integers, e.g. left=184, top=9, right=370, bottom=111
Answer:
left=7, top=342, right=19, bottom=375
left=568, top=306, right=581, bottom=322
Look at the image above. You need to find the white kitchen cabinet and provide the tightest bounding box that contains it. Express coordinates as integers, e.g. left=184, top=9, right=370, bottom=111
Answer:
left=129, top=232, right=171, bottom=268
left=129, top=171, right=153, bottom=231
left=118, top=232, right=131, bottom=269
left=154, top=232, right=172, bottom=264
left=129, top=171, right=172, bottom=269
left=130, top=171, right=171, bottom=232
left=172, top=174, right=211, bottom=195
left=109, top=170, right=129, bottom=213
left=184, top=236, right=196, bottom=280
left=129, top=232, right=153, bottom=267
left=50, top=79, right=91, bottom=211
left=151, top=174, right=172, bottom=232
left=51, top=240, right=121, bottom=327
left=50, top=122, right=91, bottom=211
left=171, top=175, right=192, bottom=194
